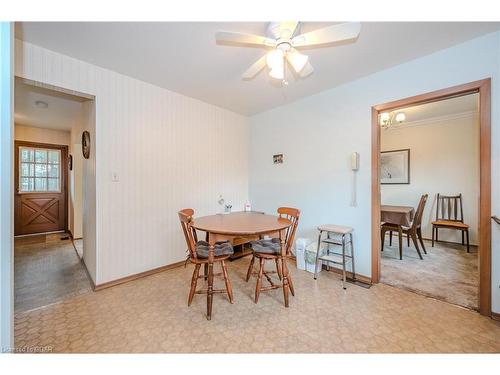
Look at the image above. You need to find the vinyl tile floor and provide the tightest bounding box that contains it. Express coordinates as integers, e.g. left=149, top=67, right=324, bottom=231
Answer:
left=14, top=255, right=500, bottom=353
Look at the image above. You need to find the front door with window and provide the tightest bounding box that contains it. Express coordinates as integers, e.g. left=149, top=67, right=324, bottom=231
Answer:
left=14, top=141, right=68, bottom=236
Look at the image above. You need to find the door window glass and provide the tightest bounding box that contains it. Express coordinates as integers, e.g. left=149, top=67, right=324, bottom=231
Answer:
left=19, top=147, right=61, bottom=192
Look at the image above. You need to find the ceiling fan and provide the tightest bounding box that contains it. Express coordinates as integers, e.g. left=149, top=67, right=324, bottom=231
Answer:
left=215, top=21, right=361, bottom=82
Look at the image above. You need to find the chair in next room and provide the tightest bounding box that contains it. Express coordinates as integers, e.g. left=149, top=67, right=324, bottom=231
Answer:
left=431, top=193, right=470, bottom=252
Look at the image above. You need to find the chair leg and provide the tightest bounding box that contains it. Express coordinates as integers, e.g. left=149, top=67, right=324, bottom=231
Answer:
left=411, top=233, right=423, bottom=260
left=389, top=231, right=393, bottom=246
left=281, top=256, right=290, bottom=307
left=246, top=254, right=255, bottom=282
left=380, top=227, right=387, bottom=252
left=462, top=230, right=465, bottom=245
left=275, top=258, right=282, bottom=280
left=398, top=227, right=403, bottom=260
left=407, top=233, right=410, bottom=247
left=466, top=229, right=470, bottom=253
left=285, top=258, right=295, bottom=296
left=221, top=260, right=234, bottom=304
left=188, top=264, right=201, bottom=306
left=255, top=258, right=265, bottom=303
left=436, top=227, right=439, bottom=242
left=432, top=226, right=435, bottom=247
left=207, top=261, right=214, bottom=320
left=417, top=228, right=427, bottom=254
left=204, top=264, right=208, bottom=280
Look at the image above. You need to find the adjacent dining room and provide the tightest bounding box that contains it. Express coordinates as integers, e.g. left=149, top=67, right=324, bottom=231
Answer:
left=379, top=93, right=480, bottom=311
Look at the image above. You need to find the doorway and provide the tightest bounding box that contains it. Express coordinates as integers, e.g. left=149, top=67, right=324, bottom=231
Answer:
left=13, top=77, right=95, bottom=312
left=14, top=141, right=68, bottom=235
left=377, top=94, right=480, bottom=310
left=371, top=79, right=491, bottom=316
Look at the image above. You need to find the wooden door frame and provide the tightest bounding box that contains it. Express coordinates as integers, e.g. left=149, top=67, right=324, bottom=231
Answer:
left=371, top=78, right=492, bottom=316
left=14, top=140, right=69, bottom=235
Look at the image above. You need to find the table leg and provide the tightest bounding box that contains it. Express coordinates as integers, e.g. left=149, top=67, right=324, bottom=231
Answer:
left=280, top=229, right=290, bottom=307
left=398, top=226, right=403, bottom=260
left=207, top=234, right=215, bottom=320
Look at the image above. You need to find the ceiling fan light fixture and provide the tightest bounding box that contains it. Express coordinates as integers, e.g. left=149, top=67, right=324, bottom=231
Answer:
left=216, top=22, right=361, bottom=83
left=266, top=49, right=284, bottom=70
left=287, top=49, right=309, bottom=73
left=266, top=49, right=285, bottom=80
left=269, top=65, right=284, bottom=80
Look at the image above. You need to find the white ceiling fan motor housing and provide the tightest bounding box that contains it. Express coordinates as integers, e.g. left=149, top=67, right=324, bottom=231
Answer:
left=267, top=22, right=301, bottom=40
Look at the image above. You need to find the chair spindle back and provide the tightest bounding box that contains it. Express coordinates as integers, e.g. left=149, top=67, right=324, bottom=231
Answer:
left=435, top=193, right=464, bottom=222
left=178, top=208, right=198, bottom=260
left=277, top=207, right=301, bottom=255
left=412, top=194, right=428, bottom=230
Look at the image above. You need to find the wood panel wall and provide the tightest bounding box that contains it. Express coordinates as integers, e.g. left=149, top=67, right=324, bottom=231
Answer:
left=15, top=39, right=250, bottom=285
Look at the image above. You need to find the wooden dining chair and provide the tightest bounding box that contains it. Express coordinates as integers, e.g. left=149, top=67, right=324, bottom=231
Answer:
left=245, top=207, right=300, bottom=307
left=381, top=194, right=428, bottom=260
left=178, top=209, right=234, bottom=311
left=431, top=193, right=470, bottom=252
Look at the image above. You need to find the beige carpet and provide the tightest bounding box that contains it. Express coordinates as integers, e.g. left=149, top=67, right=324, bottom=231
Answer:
left=15, top=233, right=92, bottom=313
left=381, top=236, right=478, bottom=310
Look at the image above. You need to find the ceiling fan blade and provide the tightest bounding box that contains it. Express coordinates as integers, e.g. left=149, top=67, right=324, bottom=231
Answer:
left=299, top=61, right=314, bottom=78
left=216, top=31, right=276, bottom=47
left=292, top=22, right=361, bottom=47
left=242, top=54, right=268, bottom=79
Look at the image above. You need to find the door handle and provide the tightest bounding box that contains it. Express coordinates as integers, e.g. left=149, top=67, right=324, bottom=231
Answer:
left=492, top=216, right=500, bottom=226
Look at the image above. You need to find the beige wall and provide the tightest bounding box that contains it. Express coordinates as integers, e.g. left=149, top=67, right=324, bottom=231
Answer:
left=79, top=101, right=96, bottom=281
left=15, top=124, right=70, bottom=145
left=69, top=118, right=84, bottom=240
left=381, top=113, right=480, bottom=245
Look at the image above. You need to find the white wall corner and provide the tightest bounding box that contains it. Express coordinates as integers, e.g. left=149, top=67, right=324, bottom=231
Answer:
left=0, top=21, right=14, bottom=352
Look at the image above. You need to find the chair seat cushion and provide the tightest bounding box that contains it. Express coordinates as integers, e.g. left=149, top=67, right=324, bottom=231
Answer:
left=432, top=220, right=469, bottom=229
left=195, top=240, right=234, bottom=258
left=251, top=238, right=281, bottom=255
left=318, top=224, right=353, bottom=234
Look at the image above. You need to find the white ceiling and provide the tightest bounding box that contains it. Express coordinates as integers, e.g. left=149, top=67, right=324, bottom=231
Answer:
left=15, top=22, right=500, bottom=115
left=15, top=79, right=86, bottom=131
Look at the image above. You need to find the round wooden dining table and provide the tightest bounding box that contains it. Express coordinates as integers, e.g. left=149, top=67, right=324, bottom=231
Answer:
left=192, top=211, right=293, bottom=320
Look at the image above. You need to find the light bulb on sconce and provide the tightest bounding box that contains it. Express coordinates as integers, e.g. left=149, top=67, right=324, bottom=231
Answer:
left=379, top=111, right=406, bottom=129
left=395, top=112, right=406, bottom=123
left=380, top=112, right=390, bottom=125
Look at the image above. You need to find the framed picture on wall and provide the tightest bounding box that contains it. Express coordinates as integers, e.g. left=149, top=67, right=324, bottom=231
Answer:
left=381, top=149, right=410, bottom=184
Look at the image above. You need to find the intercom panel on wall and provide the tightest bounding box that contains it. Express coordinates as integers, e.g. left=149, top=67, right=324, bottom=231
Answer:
left=351, top=152, right=359, bottom=171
